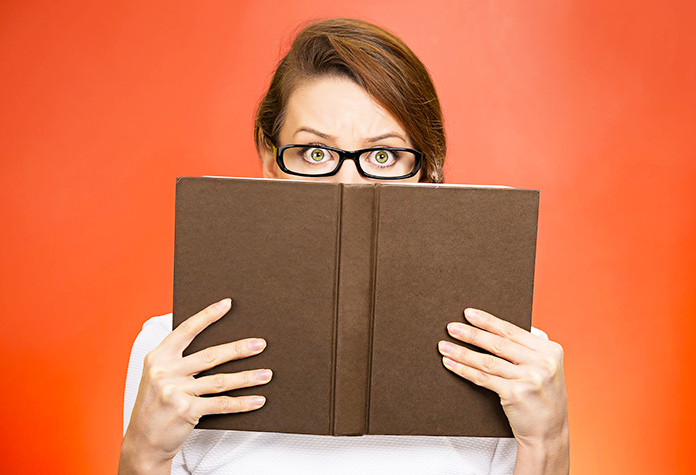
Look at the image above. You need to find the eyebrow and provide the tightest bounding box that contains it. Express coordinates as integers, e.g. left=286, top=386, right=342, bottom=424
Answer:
left=365, top=133, right=408, bottom=144
left=293, top=127, right=408, bottom=145
left=293, top=127, right=337, bottom=141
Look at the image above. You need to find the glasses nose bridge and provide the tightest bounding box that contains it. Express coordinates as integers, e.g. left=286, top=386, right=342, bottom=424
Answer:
left=339, top=149, right=363, bottom=163
left=336, top=149, right=365, bottom=175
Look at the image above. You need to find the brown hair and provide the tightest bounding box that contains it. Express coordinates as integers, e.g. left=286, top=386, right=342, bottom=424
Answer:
left=254, top=18, right=446, bottom=183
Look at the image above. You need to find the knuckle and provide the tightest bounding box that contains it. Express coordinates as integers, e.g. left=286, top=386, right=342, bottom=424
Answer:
left=230, top=340, right=245, bottom=356
left=174, top=398, right=190, bottom=415
left=450, top=344, right=466, bottom=361
left=542, top=355, right=560, bottom=377
left=477, top=311, right=491, bottom=325
left=217, top=397, right=235, bottom=413
left=500, top=322, right=515, bottom=339
left=464, top=325, right=478, bottom=342
left=492, top=336, right=508, bottom=354
left=240, top=371, right=252, bottom=387
left=159, top=383, right=178, bottom=405
left=199, top=347, right=217, bottom=365
left=473, top=370, right=489, bottom=386
left=159, top=387, right=200, bottom=424
left=507, top=386, right=525, bottom=404
left=203, top=304, right=219, bottom=318
left=147, top=365, right=167, bottom=384
left=527, top=370, right=545, bottom=390
left=178, top=317, right=200, bottom=336
left=211, top=373, right=225, bottom=390
left=143, top=351, right=157, bottom=368
left=482, top=354, right=497, bottom=372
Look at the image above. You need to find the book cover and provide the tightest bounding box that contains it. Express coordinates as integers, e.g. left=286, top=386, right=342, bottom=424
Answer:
left=173, top=177, right=539, bottom=437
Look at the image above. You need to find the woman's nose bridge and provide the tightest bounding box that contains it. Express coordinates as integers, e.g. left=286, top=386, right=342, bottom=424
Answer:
left=334, top=157, right=366, bottom=183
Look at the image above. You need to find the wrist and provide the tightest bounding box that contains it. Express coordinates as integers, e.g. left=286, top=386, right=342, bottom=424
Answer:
left=119, top=431, right=174, bottom=475
left=513, top=424, right=570, bottom=475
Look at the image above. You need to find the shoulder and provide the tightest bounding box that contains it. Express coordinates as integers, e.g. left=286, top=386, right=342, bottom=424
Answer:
left=127, top=313, right=173, bottom=365
left=127, top=312, right=173, bottom=374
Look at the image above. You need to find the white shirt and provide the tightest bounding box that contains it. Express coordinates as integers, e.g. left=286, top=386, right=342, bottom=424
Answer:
left=123, top=314, right=537, bottom=474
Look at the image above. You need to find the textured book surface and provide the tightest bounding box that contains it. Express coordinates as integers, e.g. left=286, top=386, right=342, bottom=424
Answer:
left=173, top=177, right=539, bottom=437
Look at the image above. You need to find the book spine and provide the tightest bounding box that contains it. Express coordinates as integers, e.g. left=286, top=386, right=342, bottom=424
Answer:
left=331, top=185, right=379, bottom=435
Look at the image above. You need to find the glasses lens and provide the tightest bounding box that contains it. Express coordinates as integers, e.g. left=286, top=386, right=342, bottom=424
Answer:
left=359, top=149, right=418, bottom=178
left=280, top=146, right=340, bottom=175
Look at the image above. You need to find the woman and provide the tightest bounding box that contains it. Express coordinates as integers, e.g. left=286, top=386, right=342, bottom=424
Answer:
left=120, top=18, right=569, bottom=474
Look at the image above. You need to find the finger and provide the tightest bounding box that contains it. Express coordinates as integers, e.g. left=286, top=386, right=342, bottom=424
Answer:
left=163, top=299, right=232, bottom=355
left=195, top=395, right=267, bottom=416
left=442, top=356, right=506, bottom=395
left=438, top=341, right=520, bottom=379
left=189, top=369, right=273, bottom=396
left=463, top=308, right=547, bottom=352
left=180, top=338, right=267, bottom=375
left=447, top=320, right=530, bottom=365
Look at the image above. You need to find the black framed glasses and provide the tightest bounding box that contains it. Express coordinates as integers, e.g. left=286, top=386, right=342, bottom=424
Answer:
left=273, top=144, right=422, bottom=180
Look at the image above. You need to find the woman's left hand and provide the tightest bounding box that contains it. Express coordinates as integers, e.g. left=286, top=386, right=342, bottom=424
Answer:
left=438, top=308, right=569, bottom=474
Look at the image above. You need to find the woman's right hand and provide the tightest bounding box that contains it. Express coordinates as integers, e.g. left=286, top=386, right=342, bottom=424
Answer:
left=118, top=298, right=272, bottom=475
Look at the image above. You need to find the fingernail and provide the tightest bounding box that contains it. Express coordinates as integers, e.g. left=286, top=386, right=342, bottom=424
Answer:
left=250, top=396, right=266, bottom=408
left=442, top=356, right=457, bottom=368
left=216, top=298, right=232, bottom=310
left=447, top=322, right=464, bottom=336
left=464, top=308, right=480, bottom=321
left=255, top=369, right=272, bottom=381
left=249, top=339, right=266, bottom=351
left=438, top=341, right=456, bottom=354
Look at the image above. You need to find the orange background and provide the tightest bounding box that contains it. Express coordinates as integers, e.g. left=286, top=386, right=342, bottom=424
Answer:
left=1, top=1, right=694, bottom=473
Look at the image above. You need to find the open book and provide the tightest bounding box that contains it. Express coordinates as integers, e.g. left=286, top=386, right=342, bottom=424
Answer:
left=173, top=177, right=539, bottom=437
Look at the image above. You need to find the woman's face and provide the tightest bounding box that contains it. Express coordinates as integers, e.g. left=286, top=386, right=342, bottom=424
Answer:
left=260, top=76, right=421, bottom=184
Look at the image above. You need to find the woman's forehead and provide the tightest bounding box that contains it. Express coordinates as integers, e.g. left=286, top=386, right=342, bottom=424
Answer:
left=281, top=76, right=409, bottom=147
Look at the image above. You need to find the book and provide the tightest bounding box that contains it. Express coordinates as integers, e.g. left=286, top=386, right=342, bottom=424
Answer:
left=173, top=177, right=539, bottom=437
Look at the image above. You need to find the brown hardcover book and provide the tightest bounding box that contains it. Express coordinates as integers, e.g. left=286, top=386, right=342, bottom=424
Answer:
left=173, top=177, right=539, bottom=437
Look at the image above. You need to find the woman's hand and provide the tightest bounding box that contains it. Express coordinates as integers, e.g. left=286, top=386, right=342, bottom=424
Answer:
left=437, top=308, right=569, bottom=475
left=119, top=298, right=272, bottom=475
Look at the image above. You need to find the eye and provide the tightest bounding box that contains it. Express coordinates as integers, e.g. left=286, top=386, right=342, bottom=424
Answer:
left=365, top=149, right=398, bottom=167
left=374, top=150, right=391, bottom=164
left=304, top=147, right=330, bottom=162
